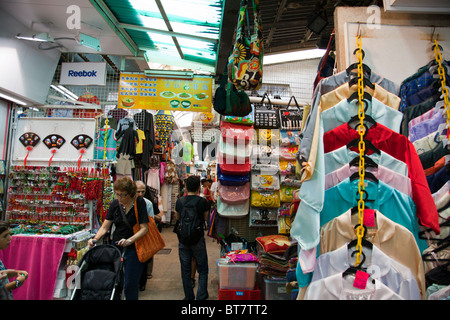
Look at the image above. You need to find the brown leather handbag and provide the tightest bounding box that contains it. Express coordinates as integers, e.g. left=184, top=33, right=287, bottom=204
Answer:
left=132, top=199, right=165, bottom=263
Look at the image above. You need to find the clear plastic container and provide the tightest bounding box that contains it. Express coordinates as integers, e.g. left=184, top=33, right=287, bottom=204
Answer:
left=218, top=259, right=257, bottom=290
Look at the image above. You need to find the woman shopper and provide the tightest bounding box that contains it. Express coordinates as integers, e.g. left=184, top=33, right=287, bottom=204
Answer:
left=88, top=177, right=149, bottom=300
left=0, top=221, right=28, bottom=300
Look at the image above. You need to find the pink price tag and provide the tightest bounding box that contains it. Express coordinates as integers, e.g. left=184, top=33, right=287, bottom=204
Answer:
left=363, top=209, right=376, bottom=227
left=353, top=270, right=370, bottom=290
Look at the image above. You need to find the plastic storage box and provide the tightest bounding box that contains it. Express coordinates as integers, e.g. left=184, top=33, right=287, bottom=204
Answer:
left=218, top=259, right=258, bottom=290
left=218, top=285, right=261, bottom=300
left=263, top=278, right=291, bottom=300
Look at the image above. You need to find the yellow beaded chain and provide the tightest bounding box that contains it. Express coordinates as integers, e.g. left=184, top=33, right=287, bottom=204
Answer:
left=354, top=35, right=366, bottom=267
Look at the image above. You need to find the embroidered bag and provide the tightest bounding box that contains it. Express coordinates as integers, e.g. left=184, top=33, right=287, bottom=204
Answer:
left=229, top=0, right=263, bottom=91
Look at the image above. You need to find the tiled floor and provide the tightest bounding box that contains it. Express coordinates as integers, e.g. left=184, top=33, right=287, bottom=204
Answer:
left=138, top=225, right=221, bottom=300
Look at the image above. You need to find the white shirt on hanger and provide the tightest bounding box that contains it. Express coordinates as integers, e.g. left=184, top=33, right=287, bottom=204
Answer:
left=311, top=243, right=421, bottom=300
left=304, top=272, right=404, bottom=300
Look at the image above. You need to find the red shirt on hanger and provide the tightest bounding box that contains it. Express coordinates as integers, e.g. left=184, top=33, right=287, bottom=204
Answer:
left=323, top=122, right=440, bottom=235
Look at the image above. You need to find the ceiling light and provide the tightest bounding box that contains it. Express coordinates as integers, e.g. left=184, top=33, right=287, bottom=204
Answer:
left=0, top=92, right=27, bottom=105
left=77, top=32, right=101, bottom=51
left=144, top=69, right=194, bottom=79
left=16, top=32, right=54, bottom=42
left=50, top=85, right=77, bottom=101
left=57, top=85, right=79, bottom=100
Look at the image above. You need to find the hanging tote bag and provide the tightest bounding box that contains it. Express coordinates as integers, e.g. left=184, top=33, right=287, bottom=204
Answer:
left=279, top=96, right=303, bottom=131
left=228, top=0, right=263, bottom=91
left=132, top=199, right=166, bottom=263
left=254, top=93, right=280, bottom=129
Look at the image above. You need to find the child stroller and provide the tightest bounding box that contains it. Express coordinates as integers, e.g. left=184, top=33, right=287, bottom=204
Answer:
left=70, top=244, right=125, bottom=300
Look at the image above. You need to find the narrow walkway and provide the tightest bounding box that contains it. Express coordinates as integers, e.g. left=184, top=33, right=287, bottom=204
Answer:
left=139, top=225, right=221, bottom=300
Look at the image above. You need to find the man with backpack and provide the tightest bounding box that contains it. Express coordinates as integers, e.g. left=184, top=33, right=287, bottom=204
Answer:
left=174, top=175, right=210, bottom=300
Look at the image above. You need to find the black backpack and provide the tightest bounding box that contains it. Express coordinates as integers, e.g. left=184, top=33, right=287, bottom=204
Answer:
left=175, top=197, right=204, bottom=245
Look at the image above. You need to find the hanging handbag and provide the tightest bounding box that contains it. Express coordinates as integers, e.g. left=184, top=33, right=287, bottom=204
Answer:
left=254, top=93, right=280, bottom=129
left=223, top=105, right=255, bottom=126
left=120, top=198, right=165, bottom=263
left=250, top=190, right=280, bottom=208
left=217, top=164, right=250, bottom=186
left=214, top=64, right=252, bottom=117
left=279, top=96, right=303, bottom=131
left=228, top=0, right=263, bottom=91
left=251, top=173, right=280, bottom=191
left=249, top=207, right=278, bottom=227
left=217, top=197, right=249, bottom=218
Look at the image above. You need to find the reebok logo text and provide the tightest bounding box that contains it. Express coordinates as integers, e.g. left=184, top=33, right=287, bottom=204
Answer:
left=68, top=70, right=98, bottom=77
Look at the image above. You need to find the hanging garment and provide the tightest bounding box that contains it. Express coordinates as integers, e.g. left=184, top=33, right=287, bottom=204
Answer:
left=304, top=272, right=404, bottom=300
left=325, top=164, right=412, bottom=197
left=413, top=130, right=443, bottom=155
left=299, top=96, right=402, bottom=182
left=323, top=177, right=426, bottom=253
left=320, top=82, right=401, bottom=111
left=133, top=110, right=155, bottom=168
left=311, top=243, right=421, bottom=300
left=419, top=141, right=450, bottom=170
left=298, top=71, right=399, bottom=180
left=426, top=166, right=450, bottom=194
left=94, top=127, right=117, bottom=160
left=147, top=168, right=160, bottom=194
left=321, top=97, right=403, bottom=133
left=399, top=63, right=436, bottom=112
left=318, top=209, right=427, bottom=299
left=116, top=126, right=138, bottom=158
left=135, top=129, right=145, bottom=154
left=116, top=153, right=134, bottom=176
left=405, top=80, right=441, bottom=108
left=401, top=95, right=440, bottom=136
left=323, top=122, right=440, bottom=234
left=325, top=145, right=408, bottom=177
left=409, top=111, right=446, bottom=143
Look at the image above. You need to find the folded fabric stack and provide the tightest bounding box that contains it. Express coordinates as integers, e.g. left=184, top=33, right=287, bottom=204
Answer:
left=256, top=235, right=291, bottom=277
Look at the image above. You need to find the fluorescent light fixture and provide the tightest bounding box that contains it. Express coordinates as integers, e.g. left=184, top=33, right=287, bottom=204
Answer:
left=144, top=69, right=194, bottom=79
left=263, top=49, right=326, bottom=65
left=78, top=32, right=101, bottom=51
left=16, top=32, right=54, bottom=42
left=57, top=85, right=78, bottom=100
left=51, top=85, right=77, bottom=101
left=0, top=92, right=27, bottom=105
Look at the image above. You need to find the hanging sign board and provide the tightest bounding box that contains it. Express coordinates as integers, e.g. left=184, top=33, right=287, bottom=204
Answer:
left=59, top=62, right=107, bottom=86
left=118, top=73, right=212, bottom=113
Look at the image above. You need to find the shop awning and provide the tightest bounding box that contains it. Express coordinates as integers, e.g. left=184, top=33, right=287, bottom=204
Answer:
left=90, top=0, right=224, bottom=73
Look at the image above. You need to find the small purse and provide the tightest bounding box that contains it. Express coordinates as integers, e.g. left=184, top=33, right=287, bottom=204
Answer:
left=250, top=190, right=280, bottom=208
left=249, top=207, right=278, bottom=227
left=280, top=129, right=301, bottom=146
left=217, top=165, right=250, bottom=186
left=254, top=93, right=280, bottom=129
left=217, top=197, right=249, bottom=218
left=251, top=173, right=280, bottom=191
left=218, top=181, right=250, bottom=204
left=279, top=96, right=303, bottom=130
left=121, top=198, right=166, bottom=263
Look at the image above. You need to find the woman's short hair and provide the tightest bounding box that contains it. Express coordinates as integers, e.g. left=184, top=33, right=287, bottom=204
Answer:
left=113, top=177, right=137, bottom=197
left=0, top=221, right=10, bottom=235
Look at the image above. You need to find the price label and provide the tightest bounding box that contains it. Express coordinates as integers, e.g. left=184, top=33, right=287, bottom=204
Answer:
left=353, top=270, right=370, bottom=290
